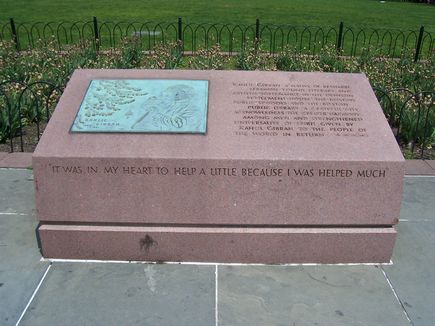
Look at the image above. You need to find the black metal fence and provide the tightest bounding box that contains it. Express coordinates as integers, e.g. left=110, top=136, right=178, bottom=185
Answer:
left=1, top=18, right=433, bottom=61
left=0, top=81, right=433, bottom=158
left=374, top=88, right=434, bottom=158
left=0, top=81, right=63, bottom=152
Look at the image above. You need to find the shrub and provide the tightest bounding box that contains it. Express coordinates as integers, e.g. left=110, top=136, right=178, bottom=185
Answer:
left=187, top=44, right=230, bottom=70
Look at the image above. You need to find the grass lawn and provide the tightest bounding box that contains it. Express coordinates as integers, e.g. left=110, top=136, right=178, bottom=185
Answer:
left=1, top=0, right=434, bottom=31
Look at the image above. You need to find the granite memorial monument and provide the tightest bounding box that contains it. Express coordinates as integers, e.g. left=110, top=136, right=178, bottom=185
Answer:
left=33, top=69, right=404, bottom=263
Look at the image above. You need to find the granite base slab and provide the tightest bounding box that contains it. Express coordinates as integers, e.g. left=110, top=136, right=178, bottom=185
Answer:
left=38, top=224, right=396, bottom=264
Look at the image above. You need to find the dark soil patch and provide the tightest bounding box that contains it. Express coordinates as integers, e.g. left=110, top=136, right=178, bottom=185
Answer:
left=0, top=122, right=47, bottom=153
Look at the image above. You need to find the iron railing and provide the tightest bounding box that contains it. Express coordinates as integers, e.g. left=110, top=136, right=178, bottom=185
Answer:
left=1, top=18, right=434, bottom=60
left=374, top=88, right=434, bottom=157
left=0, top=81, right=63, bottom=152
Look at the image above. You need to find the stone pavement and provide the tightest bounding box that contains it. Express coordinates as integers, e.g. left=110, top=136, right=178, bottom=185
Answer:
left=0, top=166, right=434, bottom=325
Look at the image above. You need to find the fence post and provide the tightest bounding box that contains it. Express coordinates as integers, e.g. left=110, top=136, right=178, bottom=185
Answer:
left=7, top=102, right=13, bottom=152
left=93, top=16, right=99, bottom=52
left=177, top=17, right=183, bottom=52
left=9, top=18, right=20, bottom=51
left=255, top=18, right=260, bottom=50
left=336, top=21, right=344, bottom=52
left=414, top=26, right=424, bottom=63
left=255, top=18, right=260, bottom=41
left=178, top=17, right=183, bottom=43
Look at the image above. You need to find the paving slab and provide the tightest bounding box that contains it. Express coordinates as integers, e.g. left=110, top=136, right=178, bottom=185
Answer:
left=384, top=221, right=435, bottom=325
left=404, top=160, right=435, bottom=175
left=0, top=153, right=33, bottom=168
left=0, top=213, right=48, bottom=326
left=0, top=169, right=35, bottom=215
left=401, top=176, right=435, bottom=222
left=20, top=263, right=215, bottom=326
left=0, top=168, right=46, bottom=325
left=218, top=265, right=408, bottom=326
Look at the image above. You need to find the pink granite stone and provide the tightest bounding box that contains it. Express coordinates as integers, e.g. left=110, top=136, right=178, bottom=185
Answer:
left=0, top=152, right=33, bottom=168
left=38, top=224, right=396, bottom=264
left=405, top=160, right=435, bottom=176
left=0, top=152, right=8, bottom=163
left=423, top=160, right=435, bottom=174
left=33, top=69, right=404, bottom=226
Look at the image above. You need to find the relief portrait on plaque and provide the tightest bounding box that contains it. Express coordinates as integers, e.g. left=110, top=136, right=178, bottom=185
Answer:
left=71, top=79, right=209, bottom=134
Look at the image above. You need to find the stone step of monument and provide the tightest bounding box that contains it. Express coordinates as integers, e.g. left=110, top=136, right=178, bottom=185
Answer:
left=38, top=224, right=396, bottom=264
